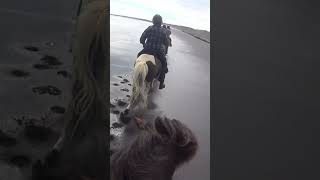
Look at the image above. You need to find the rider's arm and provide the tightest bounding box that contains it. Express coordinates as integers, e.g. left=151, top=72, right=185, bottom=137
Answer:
left=140, top=27, right=150, bottom=45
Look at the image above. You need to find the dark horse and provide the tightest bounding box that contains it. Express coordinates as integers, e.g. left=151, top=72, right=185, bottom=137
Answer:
left=126, top=54, right=162, bottom=114
left=32, top=0, right=108, bottom=179
left=111, top=116, right=198, bottom=180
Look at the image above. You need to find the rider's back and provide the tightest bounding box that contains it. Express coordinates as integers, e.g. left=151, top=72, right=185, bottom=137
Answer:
left=140, top=25, right=168, bottom=54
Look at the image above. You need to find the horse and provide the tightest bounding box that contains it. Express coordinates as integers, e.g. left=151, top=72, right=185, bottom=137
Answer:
left=32, top=0, right=108, bottom=179
left=110, top=116, right=198, bottom=180
left=126, top=53, right=163, bottom=115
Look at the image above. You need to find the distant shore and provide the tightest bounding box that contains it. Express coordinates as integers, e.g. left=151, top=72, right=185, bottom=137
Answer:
left=110, top=14, right=210, bottom=43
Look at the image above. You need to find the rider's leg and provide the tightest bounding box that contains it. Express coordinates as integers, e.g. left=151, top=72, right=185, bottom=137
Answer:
left=158, top=71, right=166, bottom=89
left=157, top=51, right=167, bottom=89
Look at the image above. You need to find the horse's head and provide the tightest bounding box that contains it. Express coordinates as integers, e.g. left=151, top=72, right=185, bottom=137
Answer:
left=110, top=116, right=198, bottom=180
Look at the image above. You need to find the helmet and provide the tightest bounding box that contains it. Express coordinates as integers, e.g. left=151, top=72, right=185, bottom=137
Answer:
left=152, top=14, right=162, bottom=26
left=162, top=24, right=166, bottom=28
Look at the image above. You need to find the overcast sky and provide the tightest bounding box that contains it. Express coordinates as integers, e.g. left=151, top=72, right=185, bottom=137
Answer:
left=110, top=0, right=210, bottom=31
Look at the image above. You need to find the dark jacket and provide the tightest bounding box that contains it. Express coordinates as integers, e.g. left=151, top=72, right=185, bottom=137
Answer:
left=140, top=25, right=169, bottom=54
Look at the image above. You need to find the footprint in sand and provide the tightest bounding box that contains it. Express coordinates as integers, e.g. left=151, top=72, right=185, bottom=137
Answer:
left=123, top=79, right=129, bottom=83
left=117, top=99, right=127, bottom=107
left=32, top=64, right=52, bottom=70
left=120, top=88, right=129, bottom=92
left=57, top=70, right=72, bottom=79
left=23, top=45, right=39, bottom=52
left=10, top=69, right=30, bottom=78
left=111, top=110, right=120, bottom=115
left=32, top=85, right=61, bottom=96
left=50, top=106, right=65, bottom=114
left=40, top=55, right=62, bottom=66
left=32, top=55, right=62, bottom=70
left=111, top=122, right=124, bottom=129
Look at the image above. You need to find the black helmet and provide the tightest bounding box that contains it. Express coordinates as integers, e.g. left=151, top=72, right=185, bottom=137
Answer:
left=152, top=14, right=162, bottom=26
left=162, top=24, right=166, bottom=28
left=167, top=25, right=170, bottom=29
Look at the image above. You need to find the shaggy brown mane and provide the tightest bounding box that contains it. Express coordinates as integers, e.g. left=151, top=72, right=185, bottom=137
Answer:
left=111, top=117, right=198, bottom=180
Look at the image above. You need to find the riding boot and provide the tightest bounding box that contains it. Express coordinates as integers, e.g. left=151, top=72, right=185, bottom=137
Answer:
left=158, top=71, right=166, bottom=89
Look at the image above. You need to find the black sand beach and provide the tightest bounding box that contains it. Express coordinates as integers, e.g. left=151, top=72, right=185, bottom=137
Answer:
left=0, top=0, right=78, bottom=179
left=110, top=15, right=210, bottom=180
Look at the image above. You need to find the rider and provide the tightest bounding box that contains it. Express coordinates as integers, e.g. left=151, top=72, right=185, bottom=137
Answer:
left=137, top=14, right=169, bottom=89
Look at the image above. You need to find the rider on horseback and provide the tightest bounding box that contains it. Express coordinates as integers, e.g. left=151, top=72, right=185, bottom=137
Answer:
left=137, top=14, right=169, bottom=89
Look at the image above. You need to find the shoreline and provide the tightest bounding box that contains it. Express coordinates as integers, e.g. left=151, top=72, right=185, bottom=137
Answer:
left=110, top=14, right=210, bottom=44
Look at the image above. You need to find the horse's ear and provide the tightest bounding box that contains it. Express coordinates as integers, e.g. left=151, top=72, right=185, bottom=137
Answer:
left=170, top=119, right=199, bottom=167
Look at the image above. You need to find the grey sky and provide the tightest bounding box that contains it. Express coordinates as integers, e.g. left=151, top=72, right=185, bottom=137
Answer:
left=110, top=0, right=210, bottom=31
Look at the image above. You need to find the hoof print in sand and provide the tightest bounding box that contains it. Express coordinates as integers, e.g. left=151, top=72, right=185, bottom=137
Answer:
left=33, top=64, right=52, bottom=70
left=9, top=155, right=31, bottom=167
left=119, top=111, right=131, bottom=124
left=0, top=130, right=17, bottom=147
left=24, top=45, right=39, bottom=52
left=112, top=122, right=124, bottom=129
left=32, top=85, right=61, bottom=96
left=117, top=100, right=127, bottom=107
left=117, top=76, right=122, bottom=78
left=128, top=83, right=132, bottom=86
left=120, top=88, right=129, bottom=92
left=112, top=83, right=119, bottom=86
left=126, top=95, right=130, bottom=98
left=120, top=79, right=129, bottom=84
left=50, top=106, right=65, bottom=114
left=57, top=70, right=71, bottom=79
left=24, top=124, right=53, bottom=142
left=111, top=110, right=120, bottom=115
left=40, top=55, right=62, bottom=66
left=10, top=69, right=30, bottom=78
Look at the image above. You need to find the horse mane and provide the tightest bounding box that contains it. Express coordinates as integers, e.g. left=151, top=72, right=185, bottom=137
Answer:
left=32, top=1, right=109, bottom=179
left=64, top=0, right=108, bottom=143
left=111, top=117, right=198, bottom=180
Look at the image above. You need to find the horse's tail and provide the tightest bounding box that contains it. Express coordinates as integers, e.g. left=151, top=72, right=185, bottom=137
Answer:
left=130, top=60, right=149, bottom=111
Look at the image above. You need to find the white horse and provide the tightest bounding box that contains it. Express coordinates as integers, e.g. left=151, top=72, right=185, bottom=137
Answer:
left=126, top=54, right=162, bottom=114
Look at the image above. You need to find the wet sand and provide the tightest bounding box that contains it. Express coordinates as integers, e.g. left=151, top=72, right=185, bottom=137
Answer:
left=0, top=0, right=78, bottom=179
left=110, top=15, right=210, bottom=180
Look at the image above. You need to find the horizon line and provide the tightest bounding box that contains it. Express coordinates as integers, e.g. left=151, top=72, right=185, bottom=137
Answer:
left=110, top=13, right=210, bottom=32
